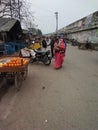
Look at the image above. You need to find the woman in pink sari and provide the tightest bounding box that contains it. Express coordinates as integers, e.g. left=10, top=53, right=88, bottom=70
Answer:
left=54, top=38, right=66, bottom=69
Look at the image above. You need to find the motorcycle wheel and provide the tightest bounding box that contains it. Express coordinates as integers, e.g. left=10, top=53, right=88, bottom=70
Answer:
left=43, top=57, right=51, bottom=65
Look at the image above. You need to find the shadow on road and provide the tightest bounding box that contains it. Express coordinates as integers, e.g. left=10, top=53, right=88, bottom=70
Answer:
left=0, top=79, right=13, bottom=101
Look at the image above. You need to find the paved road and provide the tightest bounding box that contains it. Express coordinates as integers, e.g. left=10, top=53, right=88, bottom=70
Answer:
left=0, top=45, right=98, bottom=130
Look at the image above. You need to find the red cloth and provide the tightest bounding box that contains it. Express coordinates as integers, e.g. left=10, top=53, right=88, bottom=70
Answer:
left=54, top=52, right=65, bottom=69
left=54, top=39, right=66, bottom=69
left=59, top=41, right=65, bottom=50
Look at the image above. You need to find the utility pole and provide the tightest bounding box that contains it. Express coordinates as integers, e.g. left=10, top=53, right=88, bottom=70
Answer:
left=10, top=0, right=13, bottom=18
left=54, top=12, right=58, bottom=34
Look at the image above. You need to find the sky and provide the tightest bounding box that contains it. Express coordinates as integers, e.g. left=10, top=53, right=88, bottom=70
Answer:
left=27, top=0, right=98, bottom=34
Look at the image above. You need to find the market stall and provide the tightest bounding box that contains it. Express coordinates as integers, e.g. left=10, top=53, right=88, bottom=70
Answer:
left=0, top=56, right=30, bottom=91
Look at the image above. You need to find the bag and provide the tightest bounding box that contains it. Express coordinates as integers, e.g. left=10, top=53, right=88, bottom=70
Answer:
left=20, top=48, right=30, bottom=57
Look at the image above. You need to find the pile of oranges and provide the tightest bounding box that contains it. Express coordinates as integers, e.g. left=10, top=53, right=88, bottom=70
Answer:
left=0, top=57, right=29, bottom=67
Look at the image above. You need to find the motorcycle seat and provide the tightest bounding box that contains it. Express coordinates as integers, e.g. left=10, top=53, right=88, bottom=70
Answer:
left=35, top=50, right=47, bottom=54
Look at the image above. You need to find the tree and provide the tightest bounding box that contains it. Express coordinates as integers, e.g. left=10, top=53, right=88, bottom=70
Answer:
left=0, top=0, right=22, bottom=19
left=37, top=29, right=42, bottom=36
left=0, top=0, right=35, bottom=27
left=0, top=0, right=42, bottom=35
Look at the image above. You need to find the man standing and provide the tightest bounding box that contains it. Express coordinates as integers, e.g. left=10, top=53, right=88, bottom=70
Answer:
left=50, top=36, right=55, bottom=58
left=42, top=36, right=47, bottom=50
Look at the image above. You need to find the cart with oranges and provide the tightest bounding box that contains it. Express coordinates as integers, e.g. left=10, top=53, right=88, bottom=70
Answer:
left=0, top=56, right=30, bottom=91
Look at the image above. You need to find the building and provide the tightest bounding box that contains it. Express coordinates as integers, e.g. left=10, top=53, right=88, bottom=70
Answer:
left=0, top=18, right=25, bottom=55
left=0, top=18, right=22, bottom=43
left=59, top=11, right=98, bottom=45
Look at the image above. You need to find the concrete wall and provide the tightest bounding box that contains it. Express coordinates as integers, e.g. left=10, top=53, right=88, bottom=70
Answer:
left=59, top=11, right=98, bottom=44
left=68, top=28, right=98, bottom=43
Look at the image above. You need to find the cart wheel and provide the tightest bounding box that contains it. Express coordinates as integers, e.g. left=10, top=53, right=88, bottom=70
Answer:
left=6, top=78, right=15, bottom=85
left=23, top=69, right=28, bottom=80
left=15, top=73, right=22, bottom=91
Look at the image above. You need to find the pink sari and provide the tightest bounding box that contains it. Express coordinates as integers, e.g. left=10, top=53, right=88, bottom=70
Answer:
left=54, top=39, right=66, bottom=69
left=54, top=52, right=65, bottom=69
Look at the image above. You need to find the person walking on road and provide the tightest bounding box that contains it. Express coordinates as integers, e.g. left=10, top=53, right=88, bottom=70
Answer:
left=54, top=37, right=66, bottom=69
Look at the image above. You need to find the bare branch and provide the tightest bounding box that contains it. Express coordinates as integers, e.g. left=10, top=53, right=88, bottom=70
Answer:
left=0, top=0, right=37, bottom=30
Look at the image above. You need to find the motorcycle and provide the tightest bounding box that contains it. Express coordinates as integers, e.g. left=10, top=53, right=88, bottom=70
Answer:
left=30, top=49, right=51, bottom=65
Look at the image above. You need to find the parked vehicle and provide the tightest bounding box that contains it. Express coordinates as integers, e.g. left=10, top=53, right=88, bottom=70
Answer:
left=30, top=49, right=51, bottom=65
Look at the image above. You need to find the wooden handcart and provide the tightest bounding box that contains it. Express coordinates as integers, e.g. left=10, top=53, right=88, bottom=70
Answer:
left=0, top=56, right=30, bottom=91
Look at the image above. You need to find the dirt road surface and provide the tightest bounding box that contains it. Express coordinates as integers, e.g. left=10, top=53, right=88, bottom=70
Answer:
left=0, top=45, right=98, bottom=130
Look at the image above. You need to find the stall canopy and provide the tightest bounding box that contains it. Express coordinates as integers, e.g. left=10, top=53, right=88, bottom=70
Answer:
left=0, top=18, right=22, bottom=41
